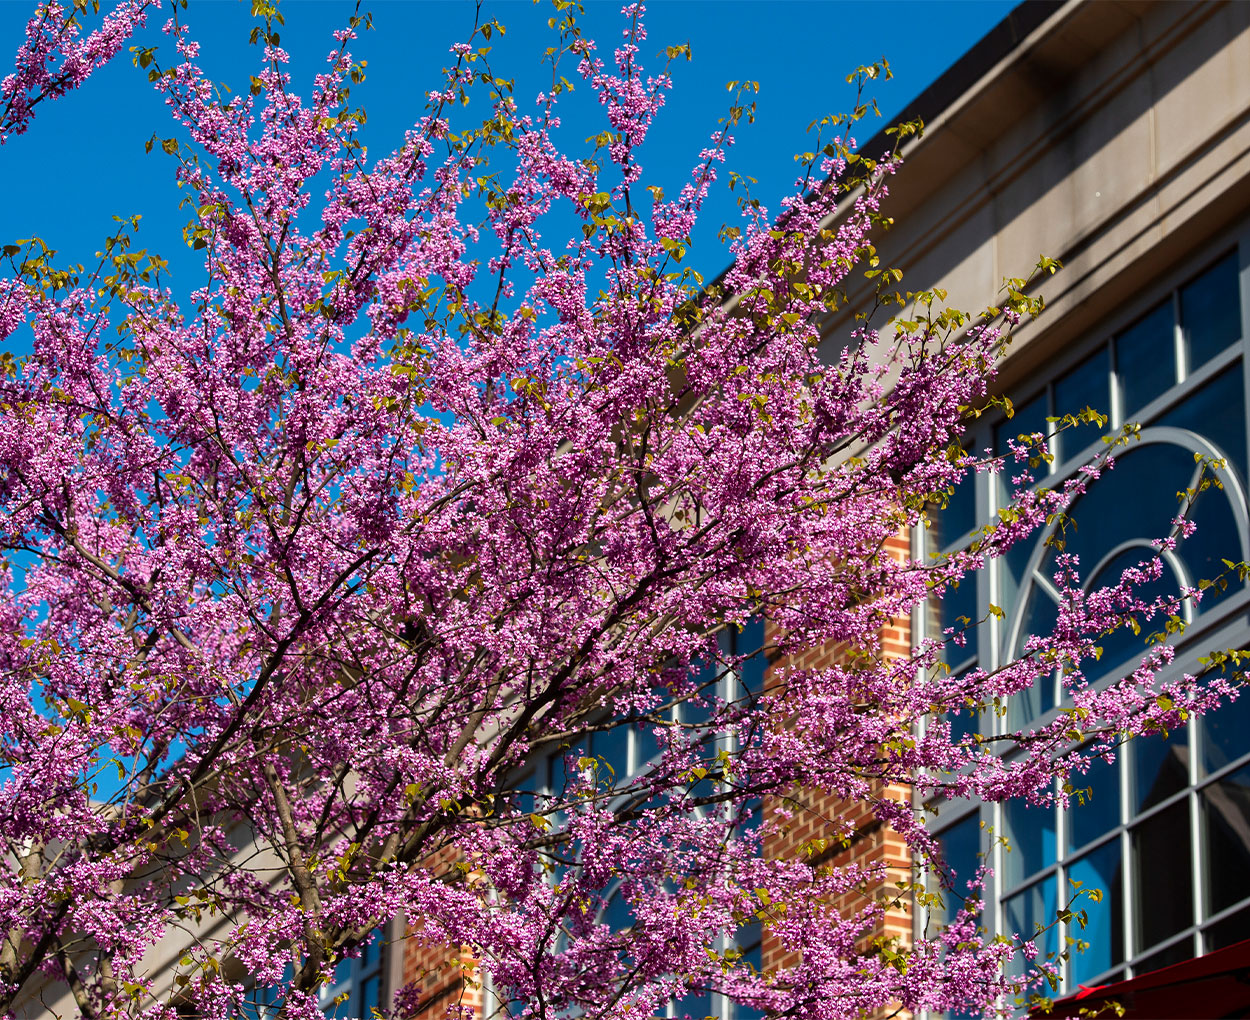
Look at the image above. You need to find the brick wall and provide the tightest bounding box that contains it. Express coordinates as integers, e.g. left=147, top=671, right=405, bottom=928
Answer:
left=760, top=531, right=916, bottom=1006
left=398, top=935, right=483, bottom=1019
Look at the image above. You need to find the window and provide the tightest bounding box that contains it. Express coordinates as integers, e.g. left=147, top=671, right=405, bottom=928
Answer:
left=497, top=618, right=769, bottom=1019
left=248, top=931, right=388, bottom=1019
left=922, top=241, right=1250, bottom=999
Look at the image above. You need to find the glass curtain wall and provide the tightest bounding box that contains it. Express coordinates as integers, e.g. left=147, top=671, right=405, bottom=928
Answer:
left=921, top=237, right=1250, bottom=1002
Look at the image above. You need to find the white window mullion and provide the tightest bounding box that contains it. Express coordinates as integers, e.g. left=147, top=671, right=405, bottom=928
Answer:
left=1120, top=755, right=1134, bottom=975
left=1173, top=289, right=1187, bottom=384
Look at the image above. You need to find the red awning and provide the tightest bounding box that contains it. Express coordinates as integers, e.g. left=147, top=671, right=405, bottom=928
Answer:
left=1036, top=939, right=1250, bottom=1019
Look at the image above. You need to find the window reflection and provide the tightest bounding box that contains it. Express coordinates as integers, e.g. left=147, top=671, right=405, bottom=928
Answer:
left=936, top=813, right=981, bottom=925
left=1004, top=876, right=1059, bottom=978
left=1060, top=443, right=1196, bottom=571
left=733, top=617, right=768, bottom=696
left=1180, top=484, right=1242, bottom=609
left=1181, top=252, right=1241, bottom=373
left=1132, top=800, right=1192, bottom=952
left=1158, top=364, right=1248, bottom=485
left=1054, top=346, right=1112, bottom=463
left=1003, top=798, right=1057, bottom=891
left=934, top=454, right=977, bottom=551
left=1116, top=301, right=1176, bottom=415
left=1201, top=689, right=1250, bottom=776
left=599, top=883, right=634, bottom=932
left=589, top=723, right=631, bottom=780
left=1205, top=902, right=1250, bottom=951
left=938, top=575, right=978, bottom=647
left=1084, top=548, right=1182, bottom=684
left=946, top=702, right=977, bottom=746
left=995, top=391, right=1050, bottom=457
left=996, top=390, right=1050, bottom=510
left=1201, top=762, right=1250, bottom=915
left=1000, top=530, right=1034, bottom=621
left=1132, top=728, right=1189, bottom=814
left=731, top=920, right=765, bottom=1020
left=1007, top=589, right=1058, bottom=730
left=1067, top=754, right=1121, bottom=854
left=1135, top=936, right=1194, bottom=975
left=1066, top=839, right=1124, bottom=986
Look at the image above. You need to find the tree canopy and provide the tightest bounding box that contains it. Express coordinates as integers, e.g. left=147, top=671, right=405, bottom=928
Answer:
left=0, top=3, right=1242, bottom=1019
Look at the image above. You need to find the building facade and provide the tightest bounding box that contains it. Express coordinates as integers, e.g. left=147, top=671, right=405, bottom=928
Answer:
left=832, top=0, right=1250, bottom=1007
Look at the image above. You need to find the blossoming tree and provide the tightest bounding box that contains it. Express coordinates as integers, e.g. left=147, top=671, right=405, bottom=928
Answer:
left=0, top=2, right=1242, bottom=1019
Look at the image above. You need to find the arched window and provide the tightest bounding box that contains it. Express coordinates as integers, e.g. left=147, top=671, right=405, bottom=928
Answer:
left=923, top=240, right=1250, bottom=1002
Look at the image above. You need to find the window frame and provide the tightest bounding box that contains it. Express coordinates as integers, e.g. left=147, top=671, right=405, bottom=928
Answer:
left=916, top=220, right=1250, bottom=1003
left=488, top=619, right=770, bottom=1020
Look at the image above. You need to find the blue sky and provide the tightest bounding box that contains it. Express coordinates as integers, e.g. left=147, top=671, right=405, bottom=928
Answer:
left=0, top=0, right=1016, bottom=303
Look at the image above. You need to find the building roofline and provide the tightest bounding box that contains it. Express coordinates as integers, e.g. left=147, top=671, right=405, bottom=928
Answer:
left=703, top=0, right=1074, bottom=300
left=862, top=0, right=1066, bottom=159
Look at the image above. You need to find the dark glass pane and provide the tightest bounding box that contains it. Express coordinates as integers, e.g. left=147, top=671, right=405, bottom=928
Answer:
left=1013, top=584, right=1060, bottom=659
left=1205, top=902, right=1250, bottom=950
left=1000, top=531, right=1037, bottom=622
left=1086, top=549, right=1182, bottom=685
left=946, top=704, right=977, bottom=745
left=1117, top=302, right=1177, bottom=416
left=737, top=796, right=763, bottom=835
left=1066, top=839, right=1125, bottom=987
left=938, top=573, right=978, bottom=644
left=1004, top=876, right=1059, bottom=978
left=514, top=759, right=546, bottom=813
left=1202, top=762, right=1250, bottom=915
left=332, top=955, right=353, bottom=986
left=675, top=988, right=714, bottom=1020
left=1158, top=362, right=1247, bottom=487
left=1003, top=798, right=1057, bottom=891
left=358, top=974, right=380, bottom=1016
left=1132, top=727, right=1189, bottom=814
left=737, top=919, right=763, bottom=965
left=1054, top=346, right=1112, bottom=462
left=1008, top=589, right=1058, bottom=730
left=1178, top=477, right=1243, bottom=610
left=997, top=390, right=1051, bottom=512
left=1132, top=800, right=1192, bottom=951
left=935, top=458, right=977, bottom=550
left=589, top=722, right=630, bottom=780
left=1202, top=690, right=1250, bottom=776
left=600, top=885, right=633, bottom=932
left=1134, top=936, right=1194, bottom=976
left=1067, top=754, right=1121, bottom=853
left=1181, top=252, right=1241, bottom=372
left=936, top=813, right=981, bottom=924
left=1061, top=443, right=1197, bottom=573
left=683, top=656, right=721, bottom=729
left=734, top=617, right=767, bottom=696
left=1008, top=682, right=1056, bottom=733
left=996, top=390, right=1051, bottom=456
left=635, top=717, right=662, bottom=768
left=732, top=918, right=766, bottom=1019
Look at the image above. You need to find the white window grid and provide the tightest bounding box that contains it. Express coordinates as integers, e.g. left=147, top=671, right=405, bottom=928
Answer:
left=248, top=927, right=388, bottom=1019
left=916, top=221, right=1250, bottom=1005
left=491, top=621, right=768, bottom=1020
